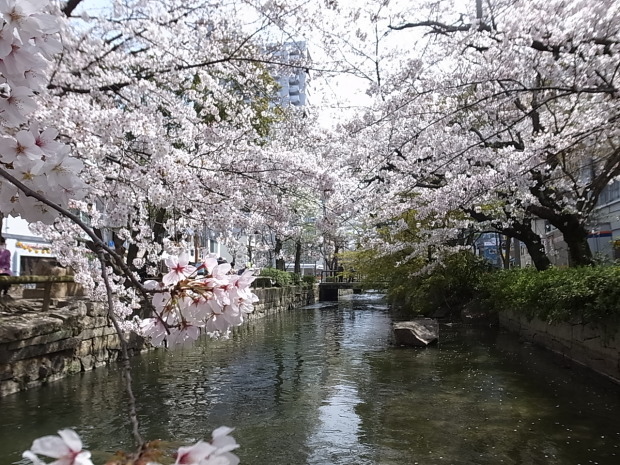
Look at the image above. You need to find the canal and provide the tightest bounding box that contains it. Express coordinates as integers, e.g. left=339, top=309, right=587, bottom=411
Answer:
left=1, top=293, right=619, bottom=464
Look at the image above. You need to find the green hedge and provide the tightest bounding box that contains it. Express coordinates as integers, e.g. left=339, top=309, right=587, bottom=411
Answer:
left=481, top=266, right=620, bottom=324
left=258, top=268, right=304, bottom=287
left=302, top=275, right=316, bottom=286
left=387, top=249, right=620, bottom=325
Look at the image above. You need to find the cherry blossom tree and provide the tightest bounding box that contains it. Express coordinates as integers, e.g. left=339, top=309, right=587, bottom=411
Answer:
left=0, top=1, right=333, bottom=463
left=40, top=0, right=319, bottom=271
left=329, top=0, right=620, bottom=269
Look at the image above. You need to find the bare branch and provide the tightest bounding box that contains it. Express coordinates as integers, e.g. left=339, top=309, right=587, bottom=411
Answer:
left=389, top=20, right=472, bottom=33
left=97, top=250, right=144, bottom=450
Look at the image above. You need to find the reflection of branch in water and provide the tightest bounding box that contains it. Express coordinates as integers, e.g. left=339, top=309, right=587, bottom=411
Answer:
left=97, top=249, right=144, bottom=450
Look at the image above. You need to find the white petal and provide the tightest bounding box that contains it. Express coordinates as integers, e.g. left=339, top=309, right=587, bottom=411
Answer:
left=57, top=429, right=82, bottom=452
left=178, top=251, right=190, bottom=266
left=74, top=450, right=95, bottom=465
left=22, top=451, right=45, bottom=465
left=15, top=129, right=35, bottom=147
left=212, top=436, right=239, bottom=454
left=212, top=426, right=234, bottom=438
left=30, top=435, right=69, bottom=458
left=162, top=270, right=180, bottom=286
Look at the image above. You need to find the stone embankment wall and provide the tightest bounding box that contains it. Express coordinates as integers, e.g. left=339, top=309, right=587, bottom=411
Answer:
left=499, top=310, right=620, bottom=384
left=250, top=285, right=317, bottom=319
left=0, top=285, right=317, bottom=397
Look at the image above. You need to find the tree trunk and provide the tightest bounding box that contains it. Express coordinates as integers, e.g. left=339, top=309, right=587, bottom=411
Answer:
left=332, top=243, right=341, bottom=271
left=503, top=234, right=511, bottom=269
left=512, top=238, right=522, bottom=267
left=294, top=239, right=302, bottom=274
left=466, top=208, right=552, bottom=271
left=561, top=218, right=594, bottom=266
left=527, top=205, right=594, bottom=267
left=504, top=224, right=551, bottom=271
left=527, top=174, right=594, bottom=267
left=274, top=237, right=285, bottom=271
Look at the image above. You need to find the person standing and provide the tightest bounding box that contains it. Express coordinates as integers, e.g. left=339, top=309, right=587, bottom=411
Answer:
left=0, top=237, right=11, bottom=296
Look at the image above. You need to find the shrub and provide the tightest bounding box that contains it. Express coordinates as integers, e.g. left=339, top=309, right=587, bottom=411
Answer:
left=481, top=266, right=620, bottom=325
left=302, top=275, right=316, bottom=286
left=251, top=276, right=274, bottom=288
left=398, top=251, right=493, bottom=316
left=288, top=272, right=302, bottom=285
left=258, top=268, right=303, bottom=287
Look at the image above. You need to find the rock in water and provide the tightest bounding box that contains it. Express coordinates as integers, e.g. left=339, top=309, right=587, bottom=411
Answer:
left=393, top=319, right=439, bottom=347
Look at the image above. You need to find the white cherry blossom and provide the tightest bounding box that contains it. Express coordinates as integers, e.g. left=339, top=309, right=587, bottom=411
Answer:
left=22, top=428, right=94, bottom=465
left=163, top=251, right=197, bottom=286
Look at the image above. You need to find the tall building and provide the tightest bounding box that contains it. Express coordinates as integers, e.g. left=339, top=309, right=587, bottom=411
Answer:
left=269, top=41, right=309, bottom=108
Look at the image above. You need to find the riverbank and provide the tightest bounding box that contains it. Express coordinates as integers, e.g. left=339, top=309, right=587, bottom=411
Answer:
left=0, top=285, right=317, bottom=397
left=499, top=310, right=620, bottom=385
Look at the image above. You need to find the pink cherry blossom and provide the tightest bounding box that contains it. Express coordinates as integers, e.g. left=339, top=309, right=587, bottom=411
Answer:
left=175, top=441, right=217, bottom=465
left=22, top=429, right=94, bottom=465
left=174, top=427, right=239, bottom=465
left=206, top=427, right=240, bottom=465
left=1, top=41, right=47, bottom=84
left=0, top=0, right=51, bottom=38
left=140, top=317, right=168, bottom=347
left=0, top=22, right=14, bottom=58
left=0, top=129, right=42, bottom=163
left=200, top=257, right=219, bottom=275
left=0, top=85, right=37, bottom=126
left=29, top=123, right=62, bottom=155
left=163, top=252, right=197, bottom=286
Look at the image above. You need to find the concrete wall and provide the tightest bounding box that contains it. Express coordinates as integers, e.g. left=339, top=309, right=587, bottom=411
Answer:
left=499, top=310, right=620, bottom=384
left=318, top=283, right=354, bottom=301
left=0, top=285, right=317, bottom=397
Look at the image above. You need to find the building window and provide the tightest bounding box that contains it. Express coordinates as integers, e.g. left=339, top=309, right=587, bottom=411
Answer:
left=599, top=180, right=620, bottom=205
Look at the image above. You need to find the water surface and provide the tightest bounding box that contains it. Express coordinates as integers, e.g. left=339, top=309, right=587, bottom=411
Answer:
left=1, top=294, right=619, bottom=464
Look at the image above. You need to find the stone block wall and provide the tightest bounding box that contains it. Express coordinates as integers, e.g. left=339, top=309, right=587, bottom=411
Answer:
left=0, top=300, right=145, bottom=397
left=249, top=284, right=317, bottom=319
left=0, top=285, right=317, bottom=397
left=499, top=310, right=620, bottom=384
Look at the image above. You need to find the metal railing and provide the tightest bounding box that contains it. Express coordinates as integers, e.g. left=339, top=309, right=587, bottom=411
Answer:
left=319, top=270, right=363, bottom=283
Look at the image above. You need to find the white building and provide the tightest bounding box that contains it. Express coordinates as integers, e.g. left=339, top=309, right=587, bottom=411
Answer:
left=270, top=41, right=310, bottom=108
left=1, top=216, right=54, bottom=276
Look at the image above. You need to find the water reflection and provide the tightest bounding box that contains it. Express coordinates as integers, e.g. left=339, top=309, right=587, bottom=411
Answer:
left=1, top=294, right=619, bottom=465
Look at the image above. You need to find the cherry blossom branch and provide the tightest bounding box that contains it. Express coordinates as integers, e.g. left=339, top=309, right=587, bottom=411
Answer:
left=0, top=167, right=155, bottom=311
left=390, top=17, right=617, bottom=56
left=96, top=249, right=144, bottom=450
left=389, top=20, right=475, bottom=33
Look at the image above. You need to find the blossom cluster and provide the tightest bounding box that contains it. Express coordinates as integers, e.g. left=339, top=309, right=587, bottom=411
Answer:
left=22, top=427, right=240, bottom=465
left=140, top=252, right=258, bottom=346
left=0, top=0, right=86, bottom=223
